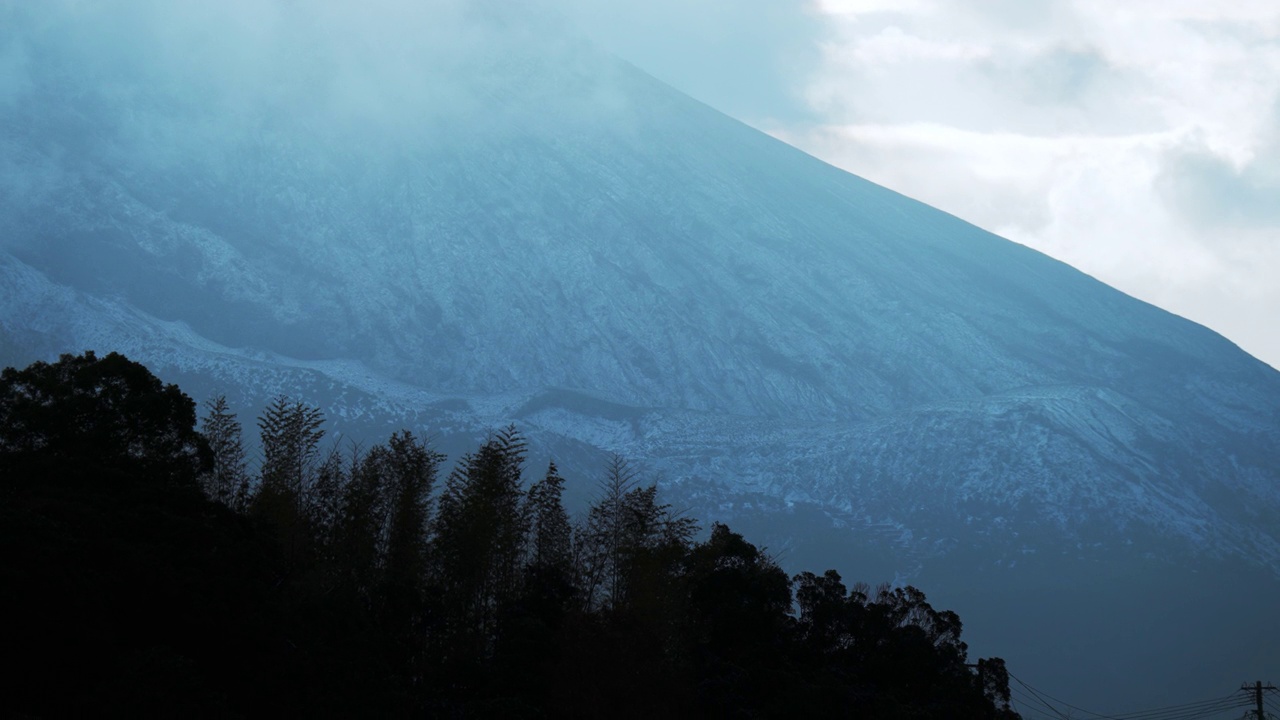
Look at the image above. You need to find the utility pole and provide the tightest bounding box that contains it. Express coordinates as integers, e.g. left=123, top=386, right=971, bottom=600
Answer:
left=1241, top=681, right=1277, bottom=719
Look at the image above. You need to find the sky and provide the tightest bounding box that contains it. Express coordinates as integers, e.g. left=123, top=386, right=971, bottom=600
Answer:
left=565, top=0, right=1280, bottom=370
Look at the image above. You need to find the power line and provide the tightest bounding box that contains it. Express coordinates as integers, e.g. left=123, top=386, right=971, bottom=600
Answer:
left=1009, top=672, right=1229, bottom=719
left=1010, top=695, right=1070, bottom=720
left=1007, top=671, right=1255, bottom=720
left=1108, top=696, right=1254, bottom=720
left=1009, top=680, right=1071, bottom=719
left=1105, top=698, right=1252, bottom=720
left=1244, top=682, right=1280, bottom=720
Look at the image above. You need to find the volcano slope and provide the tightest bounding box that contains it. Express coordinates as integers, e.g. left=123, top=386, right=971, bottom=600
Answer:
left=2, top=1, right=1278, bottom=711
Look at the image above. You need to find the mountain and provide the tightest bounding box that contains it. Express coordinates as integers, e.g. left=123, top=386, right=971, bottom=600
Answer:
left=3, top=2, right=1278, bottom=711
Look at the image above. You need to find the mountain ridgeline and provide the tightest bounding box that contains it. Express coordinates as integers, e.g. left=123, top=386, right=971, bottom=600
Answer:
left=1, top=2, right=1278, bottom=710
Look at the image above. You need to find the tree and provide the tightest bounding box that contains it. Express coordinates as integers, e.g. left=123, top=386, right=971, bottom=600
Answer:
left=0, top=351, right=208, bottom=484
left=5, top=353, right=1025, bottom=717
left=432, top=425, right=529, bottom=654
left=199, top=395, right=249, bottom=510
left=683, top=523, right=794, bottom=716
left=794, top=569, right=857, bottom=657
left=976, top=657, right=1018, bottom=718
left=308, top=440, right=350, bottom=554
left=512, top=460, right=576, bottom=651
left=253, top=396, right=325, bottom=567
left=332, top=441, right=386, bottom=602
left=380, top=431, right=443, bottom=605
left=577, top=455, right=696, bottom=611
left=257, top=395, right=325, bottom=500
left=577, top=454, right=638, bottom=609
left=524, top=460, right=572, bottom=573
left=791, top=570, right=1016, bottom=718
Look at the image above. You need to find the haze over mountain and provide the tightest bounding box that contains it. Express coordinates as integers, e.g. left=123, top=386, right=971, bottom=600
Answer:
left=2, top=1, right=1278, bottom=711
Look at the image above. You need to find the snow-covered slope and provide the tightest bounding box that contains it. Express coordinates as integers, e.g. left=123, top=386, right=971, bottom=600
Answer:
left=3, top=3, right=1279, bottom=709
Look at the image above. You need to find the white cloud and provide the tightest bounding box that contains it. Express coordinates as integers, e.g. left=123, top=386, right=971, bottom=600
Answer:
left=781, top=0, right=1280, bottom=368
left=843, top=26, right=991, bottom=65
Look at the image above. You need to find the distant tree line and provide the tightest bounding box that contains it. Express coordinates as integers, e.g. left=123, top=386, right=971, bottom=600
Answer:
left=1, top=351, right=1019, bottom=718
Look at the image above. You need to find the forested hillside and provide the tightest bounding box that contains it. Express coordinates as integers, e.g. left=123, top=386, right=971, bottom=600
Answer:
left=1, top=352, right=1017, bottom=718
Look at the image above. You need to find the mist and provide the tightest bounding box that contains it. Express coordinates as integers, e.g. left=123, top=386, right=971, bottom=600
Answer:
left=1, top=0, right=648, bottom=174
left=0, top=0, right=678, bottom=285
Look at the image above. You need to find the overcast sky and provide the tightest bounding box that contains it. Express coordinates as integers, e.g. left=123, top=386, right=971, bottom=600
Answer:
left=567, top=0, right=1280, bottom=370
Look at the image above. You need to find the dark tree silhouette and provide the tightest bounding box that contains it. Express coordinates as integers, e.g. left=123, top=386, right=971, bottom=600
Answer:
left=250, top=396, right=326, bottom=571
left=683, top=523, right=795, bottom=717
left=2, top=352, right=1021, bottom=719
left=577, top=454, right=697, bottom=612
left=432, top=426, right=529, bottom=658
left=257, top=395, right=325, bottom=499
left=525, top=460, right=572, bottom=573
left=378, top=432, right=443, bottom=625
left=199, top=394, right=249, bottom=509
left=0, top=350, right=208, bottom=483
